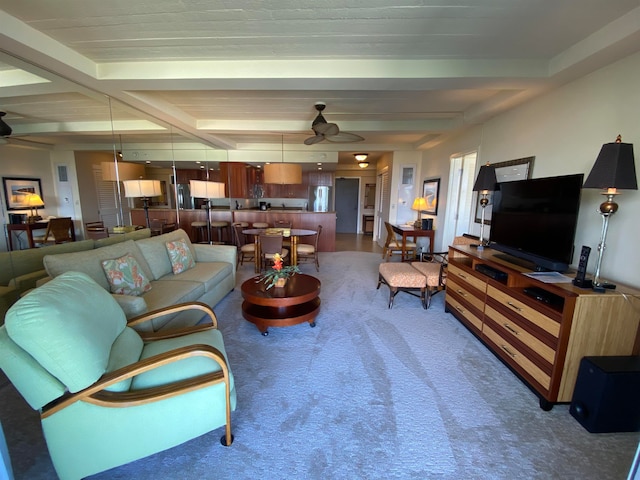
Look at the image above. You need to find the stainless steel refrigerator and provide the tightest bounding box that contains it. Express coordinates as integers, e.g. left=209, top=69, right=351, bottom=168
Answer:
left=308, top=186, right=333, bottom=212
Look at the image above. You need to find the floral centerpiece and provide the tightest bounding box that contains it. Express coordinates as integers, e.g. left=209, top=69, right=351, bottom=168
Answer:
left=259, top=253, right=300, bottom=289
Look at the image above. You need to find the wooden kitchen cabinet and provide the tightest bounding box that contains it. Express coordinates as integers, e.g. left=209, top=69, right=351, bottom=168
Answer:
left=444, top=245, right=640, bottom=410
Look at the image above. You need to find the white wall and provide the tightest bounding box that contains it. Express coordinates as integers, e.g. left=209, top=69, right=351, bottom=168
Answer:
left=0, top=145, right=57, bottom=252
left=423, top=51, right=640, bottom=286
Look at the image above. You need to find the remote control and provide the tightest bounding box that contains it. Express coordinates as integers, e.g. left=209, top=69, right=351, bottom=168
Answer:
left=572, top=246, right=593, bottom=288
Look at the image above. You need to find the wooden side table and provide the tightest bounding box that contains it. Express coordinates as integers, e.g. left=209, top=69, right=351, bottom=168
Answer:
left=241, top=274, right=321, bottom=336
left=363, top=215, right=374, bottom=235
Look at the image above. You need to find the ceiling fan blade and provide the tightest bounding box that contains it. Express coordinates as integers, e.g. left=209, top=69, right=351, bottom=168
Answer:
left=304, top=134, right=325, bottom=145
left=325, top=132, right=364, bottom=143
left=313, top=122, right=339, bottom=136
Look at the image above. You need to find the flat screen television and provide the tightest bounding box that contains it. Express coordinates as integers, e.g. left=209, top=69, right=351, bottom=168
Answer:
left=489, top=173, right=584, bottom=272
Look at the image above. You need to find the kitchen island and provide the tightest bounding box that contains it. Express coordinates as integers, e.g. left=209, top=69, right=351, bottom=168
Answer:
left=130, top=208, right=336, bottom=251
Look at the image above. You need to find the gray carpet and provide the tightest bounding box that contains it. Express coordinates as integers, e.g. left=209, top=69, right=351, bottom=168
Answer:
left=1, top=251, right=638, bottom=479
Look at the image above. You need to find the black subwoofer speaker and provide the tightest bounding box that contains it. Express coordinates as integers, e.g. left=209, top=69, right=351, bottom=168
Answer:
left=570, top=356, right=640, bottom=433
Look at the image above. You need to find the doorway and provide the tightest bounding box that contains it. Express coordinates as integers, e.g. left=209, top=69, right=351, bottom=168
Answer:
left=335, top=177, right=359, bottom=233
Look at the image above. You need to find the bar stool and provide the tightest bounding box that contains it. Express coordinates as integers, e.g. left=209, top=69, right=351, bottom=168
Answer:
left=252, top=222, right=269, bottom=229
left=210, top=220, right=230, bottom=244
left=191, top=221, right=208, bottom=243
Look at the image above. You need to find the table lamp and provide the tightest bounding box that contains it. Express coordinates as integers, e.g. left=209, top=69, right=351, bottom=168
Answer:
left=190, top=180, right=225, bottom=244
left=411, top=197, right=428, bottom=228
left=583, top=134, right=637, bottom=290
left=472, top=162, right=497, bottom=249
left=122, top=179, right=162, bottom=228
left=25, top=193, right=44, bottom=223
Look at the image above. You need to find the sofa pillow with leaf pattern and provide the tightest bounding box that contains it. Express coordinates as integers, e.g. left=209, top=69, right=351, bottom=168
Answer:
left=166, top=239, right=196, bottom=274
left=101, top=253, right=152, bottom=296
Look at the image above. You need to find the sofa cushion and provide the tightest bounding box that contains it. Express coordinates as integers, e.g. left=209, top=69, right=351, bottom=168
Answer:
left=166, top=239, right=196, bottom=274
left=136, top=229, right=196, bottom=280
left=157, top=262, right=233, bottom=293
left=43, top=240, right=153, bottom=291
left=104, top=326, right=144, bottom=392
left=142, top=280, right=205, bottom=307
left=131, top=329, right=233, bottom=391
left=101, top=253, right=152, bottom=296
left=4, top=272, right=127, bottom=393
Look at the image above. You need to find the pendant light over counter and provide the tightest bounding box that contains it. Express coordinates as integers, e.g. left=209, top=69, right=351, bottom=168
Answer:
left=263, top=135, right=302, bottom=184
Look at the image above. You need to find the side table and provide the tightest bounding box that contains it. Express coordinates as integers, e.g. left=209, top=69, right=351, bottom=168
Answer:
left=241, top=274, right=321, bottom=336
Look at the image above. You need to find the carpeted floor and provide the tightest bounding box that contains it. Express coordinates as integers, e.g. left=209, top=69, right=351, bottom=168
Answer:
left=1, top=251, right=638, bottom=479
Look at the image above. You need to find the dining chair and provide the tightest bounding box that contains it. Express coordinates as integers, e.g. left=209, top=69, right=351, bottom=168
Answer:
left=259, top=234, right=289, bottom=271
left=232, top=223, right=255, bottom=267
left=85, top=220, right=109, bottom=240
left=33, top=217, right=74, bottom=246
left=382, top=221, right=417, bottom=261
left=296, top=225, right=322, bottom=271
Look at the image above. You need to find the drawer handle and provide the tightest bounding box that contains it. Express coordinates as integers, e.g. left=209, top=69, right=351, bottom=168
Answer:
left=456, top=289, right=466, bottom=297
left=458, top=273, right=467, bottom=279
left=501, top=345, right=517, bottom=358
left=503, top=323, right=519, bottom=335
left=507, top=301, right=523, bottom=312
left=455, top=305, right=465, bottom=314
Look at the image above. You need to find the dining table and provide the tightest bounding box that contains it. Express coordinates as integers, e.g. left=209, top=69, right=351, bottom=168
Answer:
left=243, top=228, right=317, bottom=273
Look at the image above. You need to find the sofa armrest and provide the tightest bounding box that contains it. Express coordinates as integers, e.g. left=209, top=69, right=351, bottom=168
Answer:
left=0, top=285, right=19, bottom=325
left=112, top=294, right=148, bottom=318
left=35, top=276, right=53, bottom=288
left=9, top=269, right=48, bottom=295
left=193, top=244, right=237, bottom=281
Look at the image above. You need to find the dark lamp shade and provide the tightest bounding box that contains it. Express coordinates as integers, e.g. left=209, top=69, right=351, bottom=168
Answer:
left=473, top=164, right=497, bottom=192
left=583, top=141, right=638, bottom=190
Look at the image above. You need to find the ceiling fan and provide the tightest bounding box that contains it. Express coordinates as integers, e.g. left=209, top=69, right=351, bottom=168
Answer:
left=303, top=103, right=364, bottom=145
left=0, top=111, right=55, bottom=147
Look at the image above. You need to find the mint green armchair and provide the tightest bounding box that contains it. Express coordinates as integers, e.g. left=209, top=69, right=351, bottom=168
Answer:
left=0, top=271, right=236, bottom=480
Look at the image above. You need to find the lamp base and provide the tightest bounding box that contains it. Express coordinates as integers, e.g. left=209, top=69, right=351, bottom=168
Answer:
left=593, top=282, right=616, bottom=293
left=27, top=215, right=42, bottom=223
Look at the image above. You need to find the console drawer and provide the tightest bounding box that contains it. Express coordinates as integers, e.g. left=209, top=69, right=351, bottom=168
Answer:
left=447, top=277, right=485, bottom=312
left=484, top=304, right=557, bottom=365
left=448, top=263, right=487, bottom=293
left=446, top=295, right=483, bottom=333
left=483, top=323, right=552, bottom=392
left=487, top=285, right=560, bottom=338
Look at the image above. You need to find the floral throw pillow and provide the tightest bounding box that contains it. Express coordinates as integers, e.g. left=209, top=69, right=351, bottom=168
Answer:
left=166, top=239, right=195, bottom=274
left=101, top=253, right=152, bottom=296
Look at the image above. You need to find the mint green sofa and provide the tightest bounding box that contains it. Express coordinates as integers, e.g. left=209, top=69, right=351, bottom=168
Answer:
left=0, top=228, right=152, bottom=324
left=41, top=229, right=237, bottom=331
left=0, top=271, right=236, bottom=480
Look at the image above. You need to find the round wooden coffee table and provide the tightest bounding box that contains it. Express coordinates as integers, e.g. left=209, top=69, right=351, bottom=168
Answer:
left=241, top=274, right=321, bottom=336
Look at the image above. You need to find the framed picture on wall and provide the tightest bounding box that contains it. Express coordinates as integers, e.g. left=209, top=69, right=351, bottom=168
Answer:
left=474, top=156, right=534, bottom=224
left=2, top=177, right=44, bottom=210
left=401, top=166, right=414, bottom=185
left=422, top=178, right=440, bottom=215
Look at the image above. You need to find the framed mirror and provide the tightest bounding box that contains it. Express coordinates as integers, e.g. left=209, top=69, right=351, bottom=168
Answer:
left=364, top=183, right=376, bottom=208
left=475, top=156, right=534, bottom=225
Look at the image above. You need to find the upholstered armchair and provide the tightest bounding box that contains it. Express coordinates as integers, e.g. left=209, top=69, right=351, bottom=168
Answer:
left=0, top=271, right=236, bottom=480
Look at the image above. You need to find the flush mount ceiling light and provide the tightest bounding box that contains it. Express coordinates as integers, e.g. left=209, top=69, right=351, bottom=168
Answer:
left=354, top=153, right=369, bottom=168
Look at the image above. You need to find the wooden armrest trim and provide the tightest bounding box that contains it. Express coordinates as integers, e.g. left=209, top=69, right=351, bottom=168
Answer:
left=42, top=344, right=230, bottom=418
left=127, top=301, right=218, bottom=329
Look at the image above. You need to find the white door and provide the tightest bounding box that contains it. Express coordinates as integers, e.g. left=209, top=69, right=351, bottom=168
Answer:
left=442, top=151, right=477, bottom=247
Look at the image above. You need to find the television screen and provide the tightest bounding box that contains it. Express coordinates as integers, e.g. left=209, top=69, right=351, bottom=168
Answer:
left=489, top=173, right=584, bottom=272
